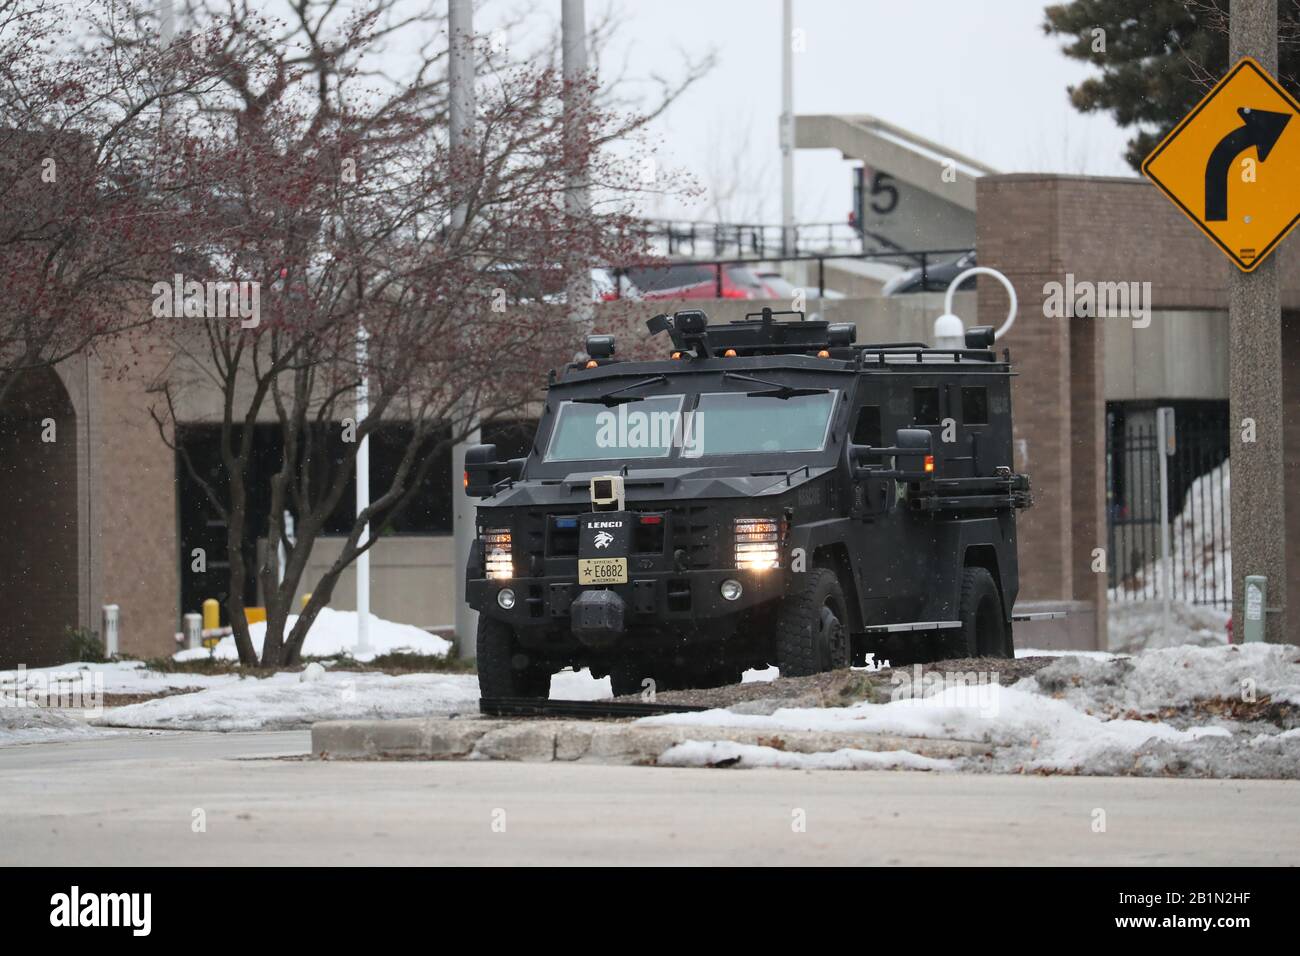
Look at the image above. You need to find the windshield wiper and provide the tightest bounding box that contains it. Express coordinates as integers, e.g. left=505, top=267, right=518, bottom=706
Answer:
left=723, top=371, right=830, bottom=400
left=573, top=374, right=669, bottom=406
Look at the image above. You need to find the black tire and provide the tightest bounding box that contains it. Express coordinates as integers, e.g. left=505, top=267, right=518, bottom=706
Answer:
left=938, top=567, right=1011, bottom=660
left=774, top=567, right=851, bottom=677
left=609, top=662, right=648, bottom=698
left=476, top=616, right=552, bottom=698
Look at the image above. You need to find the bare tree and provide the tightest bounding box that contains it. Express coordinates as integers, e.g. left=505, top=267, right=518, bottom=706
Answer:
left=114, top=2, right=699, bottom=666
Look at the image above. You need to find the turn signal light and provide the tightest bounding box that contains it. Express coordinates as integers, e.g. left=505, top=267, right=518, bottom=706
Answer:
left=585, top=360, right=598, bottom=369
left=724, top=348, right=737, bottom=357
left=924, top=455, right=935, bottom=474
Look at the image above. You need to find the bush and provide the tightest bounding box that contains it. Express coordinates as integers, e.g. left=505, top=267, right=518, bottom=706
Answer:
left=65, top=627, right=106, bottom=663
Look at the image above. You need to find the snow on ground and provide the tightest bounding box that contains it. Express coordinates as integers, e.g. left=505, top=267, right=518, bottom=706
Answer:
left=1015, top=648, right=1122, bottom=660
left=658, top=740, right=954, bottom=771
left=96, top=671, right=480, bottom=732
left=0, top=693, right=110, bottom=746
left=1109, top=460, right=1231, bottom=607
left=549, top=668, right=610, bottom=700
left=2, top=660, right=240, bottom=697
left=1107, top=601, right=1230, bottom=655
left=639, top=644, right=1300, bottom=777
left=89, top=662, right=790, bottom=732
left=546, top=665, right=778, bottom=701
left=193, top=608, right=451, bottom=663
left=1106, top=460, right=1233, bottom=653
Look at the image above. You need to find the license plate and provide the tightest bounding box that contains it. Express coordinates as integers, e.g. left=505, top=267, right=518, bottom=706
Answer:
left=578, top=556, right=628, bottom=585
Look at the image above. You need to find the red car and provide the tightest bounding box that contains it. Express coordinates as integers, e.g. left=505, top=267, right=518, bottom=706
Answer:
left=620, top=264, right=768, bottom=300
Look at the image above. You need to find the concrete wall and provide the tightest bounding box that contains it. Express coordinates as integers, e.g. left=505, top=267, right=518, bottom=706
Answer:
left=1105, top=310, right=1229, bottom=402
left=284, top=535, right=457, bottom=629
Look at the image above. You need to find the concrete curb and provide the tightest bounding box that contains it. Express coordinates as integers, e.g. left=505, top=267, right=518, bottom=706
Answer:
left=310, top=716, right=989, bottom=765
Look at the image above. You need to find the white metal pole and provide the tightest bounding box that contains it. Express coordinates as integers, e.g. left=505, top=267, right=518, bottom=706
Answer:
left=780, top=0, right=794, bottom=257
left=562, top=0, right=593, bottom=323
left=1157, top=408, right=1172, bottom=640
left=449, top=0, right=480, bottom=657
left=102, top=604, right=120, bottom=657
left=355, top=325, right=371, bottom=655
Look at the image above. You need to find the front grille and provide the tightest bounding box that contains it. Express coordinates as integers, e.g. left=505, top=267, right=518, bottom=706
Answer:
left=666, top=503, right=713, bottom=568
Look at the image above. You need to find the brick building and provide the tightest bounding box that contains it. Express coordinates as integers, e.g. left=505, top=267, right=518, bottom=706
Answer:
left=2, top=173, right=1296, bottom=665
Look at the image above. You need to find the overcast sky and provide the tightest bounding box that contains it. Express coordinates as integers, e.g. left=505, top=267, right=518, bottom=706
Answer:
left=571, top=0, right=1139, bottom=224
left=360, top=0, right=1142, bottom=224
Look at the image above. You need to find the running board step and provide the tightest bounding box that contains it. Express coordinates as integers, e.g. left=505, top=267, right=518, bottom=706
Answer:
left=1012, top=611, right=1069, bottom=621
left=862, top=620, right=961, bottom=634
left=480, top=697, right=709, bottom=719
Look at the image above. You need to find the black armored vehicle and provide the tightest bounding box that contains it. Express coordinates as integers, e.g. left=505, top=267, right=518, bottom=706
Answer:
left=463, top=308, right=1032, bottom=697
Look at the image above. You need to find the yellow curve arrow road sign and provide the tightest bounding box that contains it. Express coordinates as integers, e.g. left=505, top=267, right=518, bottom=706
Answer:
left=1143, top=56, right=1300, bottom=272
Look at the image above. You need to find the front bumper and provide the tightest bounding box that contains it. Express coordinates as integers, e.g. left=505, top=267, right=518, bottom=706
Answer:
left=468, top=568, right=784, bottom=639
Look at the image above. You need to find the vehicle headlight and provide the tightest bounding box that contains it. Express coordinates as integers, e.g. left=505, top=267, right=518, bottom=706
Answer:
left=734, top=517, right=780, bottom=570
left=481, top=528, right=513, bottom=580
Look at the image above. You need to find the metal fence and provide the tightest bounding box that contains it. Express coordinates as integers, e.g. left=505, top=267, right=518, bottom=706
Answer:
left=1106, top=409, right=1231, bottom=609
left=636, top=219, right=868, bottom=259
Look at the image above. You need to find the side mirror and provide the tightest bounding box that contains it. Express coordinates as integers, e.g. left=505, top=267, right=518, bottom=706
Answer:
left=464, top=444, right=525, bottom=498
left=892, top=428, right=934, bottom=480
left=846, top=428, right=935, bottom=481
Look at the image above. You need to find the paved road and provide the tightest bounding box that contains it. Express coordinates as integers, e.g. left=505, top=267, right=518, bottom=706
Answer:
left=1, top=731, right=1296, bottom=865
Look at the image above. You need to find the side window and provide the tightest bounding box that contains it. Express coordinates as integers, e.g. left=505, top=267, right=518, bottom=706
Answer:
left=912, top=387, right=940, bottom=425
left=961, top=386, right=989, bottom=425
left=852, top=405, right=882, bottom=446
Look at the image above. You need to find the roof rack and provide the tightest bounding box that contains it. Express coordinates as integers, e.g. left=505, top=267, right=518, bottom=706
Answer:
left=643, top=308, right=1000, bottom=361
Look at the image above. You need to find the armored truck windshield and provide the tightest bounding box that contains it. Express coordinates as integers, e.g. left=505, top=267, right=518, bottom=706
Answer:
left=542, top=386, right=839, bottom=463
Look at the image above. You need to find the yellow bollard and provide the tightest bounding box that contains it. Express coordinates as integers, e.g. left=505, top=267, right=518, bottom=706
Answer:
left=202, top=598, right=220, bottom=631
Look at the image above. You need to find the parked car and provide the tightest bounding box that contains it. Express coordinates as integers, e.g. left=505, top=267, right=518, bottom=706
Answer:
left=881, top=250, right=976, bottom=296
left=619, top=263, right=768, bottom=300
left=752, top=269, right=798, bottom=299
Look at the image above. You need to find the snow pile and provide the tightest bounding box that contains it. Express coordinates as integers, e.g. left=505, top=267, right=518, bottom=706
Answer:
left=96, top=672, right=480, bottom=731
left=1109, top=460, right=1230, bottom=607
left=658, top=740, right=954, bottom=771
left=639, top=645, right=1300, bottom=777
left=2, top=660, right=239, bottom=697
left=1107, top=457, right=1227, bottom=632
left=190, top=608, right=452, bottom=663
left=0, top=693, right=104, bottom=745
left=1030, top=643, right=1300, bottom=713
left=641, top=685, right=1228, bottom=773
left=1107, top=601, right=1229, bottom=654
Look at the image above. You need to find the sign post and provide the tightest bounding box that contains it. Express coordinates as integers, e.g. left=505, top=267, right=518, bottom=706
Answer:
left=1142, top=1, right=1289, bottom=644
